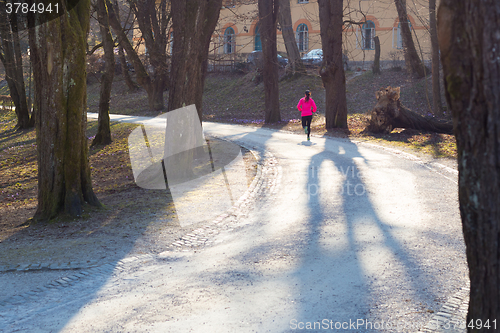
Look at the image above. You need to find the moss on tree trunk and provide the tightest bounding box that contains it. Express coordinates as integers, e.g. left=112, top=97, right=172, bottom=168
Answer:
left=29, top=0, right=100, bottom=222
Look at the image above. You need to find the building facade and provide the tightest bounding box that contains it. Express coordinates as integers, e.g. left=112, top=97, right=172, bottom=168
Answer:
left=210, top=0, right=433, bottom=69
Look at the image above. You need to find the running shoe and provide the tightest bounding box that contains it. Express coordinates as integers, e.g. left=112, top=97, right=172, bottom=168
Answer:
left=304, top=126, right=308, bottom=134
left=307, top=136, right=310, bottom=141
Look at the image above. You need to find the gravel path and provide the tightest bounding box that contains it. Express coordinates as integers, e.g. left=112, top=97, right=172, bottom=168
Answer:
left=0, top=120, right=468, bottom=333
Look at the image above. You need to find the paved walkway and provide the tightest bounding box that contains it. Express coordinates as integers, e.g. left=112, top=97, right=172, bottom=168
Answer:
left=0, top=116, right=469, bottom=332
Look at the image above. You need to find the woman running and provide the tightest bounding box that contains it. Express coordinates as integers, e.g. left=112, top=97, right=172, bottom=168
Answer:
left=297, top=90, right=317, bottom=141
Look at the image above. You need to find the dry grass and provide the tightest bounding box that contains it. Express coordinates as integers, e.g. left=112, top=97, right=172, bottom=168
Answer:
left=0, top=106, right=256, bottom=264
left=0, top=68, right=455, bottom=262
left=200, top=69, right=456, bottom=159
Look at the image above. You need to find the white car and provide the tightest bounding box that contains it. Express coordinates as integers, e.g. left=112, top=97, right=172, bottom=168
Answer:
left=301, top=49, right=323, bottom=66
left=301, top=48, right=349, bottom=70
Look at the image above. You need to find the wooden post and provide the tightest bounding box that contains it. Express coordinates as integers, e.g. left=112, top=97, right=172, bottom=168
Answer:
left=373, top=36, right=381, bottom=74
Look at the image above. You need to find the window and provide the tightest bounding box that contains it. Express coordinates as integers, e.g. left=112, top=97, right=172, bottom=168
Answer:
left=255, top=24, right=261, bottom=51
left=298, top=0, right=309, bottom=3
left=296, top=23, right=308, bottom=52
left=224, top=27, right=235, bottom=54
left=393, top=21, right=412, bottom=49
left=361, top=20, right=375, bottom=50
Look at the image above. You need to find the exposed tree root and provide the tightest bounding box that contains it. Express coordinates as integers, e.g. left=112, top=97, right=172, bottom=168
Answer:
left=363, top=86, right=453, bottom=134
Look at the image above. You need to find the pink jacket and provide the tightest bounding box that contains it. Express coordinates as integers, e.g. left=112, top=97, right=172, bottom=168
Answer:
left=297, top=97, right=317, bottom=116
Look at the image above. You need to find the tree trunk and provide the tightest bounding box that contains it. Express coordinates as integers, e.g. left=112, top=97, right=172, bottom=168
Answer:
left=364, top=86, right=453, bottom=134
left=258, top=0, right=280, bottom=124
left=373, top=36, right=381, bottom=74
left=394, top=0, right=425, bottom=78
left=168, top=0, right=222, bottom=119
left=117, top=44, right=138, bottom=91
left=318, top=0, right=347, bottom=129
left=278, top=0, right=305, bottom=74
left=106, top=0, right=167, bottom=111
left=0, top=6, right=31, bottom=129
left=132, top=0, right=170, bottom=110
left=29, top=0, right=101, bottom=221
left=429, top=0, right=442, bottom=116
left=114, top=0, right=139, bottom=92
left=92, top=0, right=115, bottom=146
left=11, top=16, right=30, bottom=123
left=438, top=1, right=500, bottom=329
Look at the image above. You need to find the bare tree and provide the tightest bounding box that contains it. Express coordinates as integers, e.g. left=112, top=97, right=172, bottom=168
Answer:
left=278, top=0, right=304, bottom=74
left=29, top=0, right=101, bottom=221
left=258, top=0, right=280, bottom=123
left=0, top=6, right=31, bottom=129
left=92, top=0, right=115, bottom=146
left=394, top=0, right=424, bottom=78
left=107, top=0, right=170, bottom=111
left=429, top=0, right=442, bottom=115
left=318, top=0, right=347, bottom=129
left=168, top=0, right=222, bottom=119
left=132, top=0, right=170, bottom=106
left=438, top=0, right=500, bottom=328
left=116, top=43, right=138, bottom=91
left=114, top=0, right=139, bottom=92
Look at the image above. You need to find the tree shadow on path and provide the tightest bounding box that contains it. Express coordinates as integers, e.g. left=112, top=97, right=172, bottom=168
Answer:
left=291, top=137, right=441, bottom=331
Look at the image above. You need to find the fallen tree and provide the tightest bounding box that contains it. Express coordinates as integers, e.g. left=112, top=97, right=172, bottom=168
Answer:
left=363, top=86, right=453, bottom=134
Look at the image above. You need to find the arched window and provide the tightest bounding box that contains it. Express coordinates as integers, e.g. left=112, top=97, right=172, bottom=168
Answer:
left=254, top=24, right=261, bottom=51
left=361, top=20, right=375, bottom=50
left=296, top=23, right=308, bottom=52
left=224, top=27, right=235, bottom=54
left=394, top=21, right=412, bottom=49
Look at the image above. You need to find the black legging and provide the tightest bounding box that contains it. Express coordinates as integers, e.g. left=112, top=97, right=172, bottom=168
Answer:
left=302, top=115, right=312, bottom=135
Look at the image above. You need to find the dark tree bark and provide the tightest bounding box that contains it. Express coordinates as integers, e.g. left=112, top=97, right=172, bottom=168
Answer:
left=168, top=0, right=222, bottom=119
left=131, top=0, right=170, bottom=104
left=114, top=0, right=139, bottom=92
left=429, top=0, right=442, bottom=116
left=107, top=0, right=170, bottom=111
left=0, top=6, right=31, bottom=129
left=318, top=0, right=347, bottom=129
left=29, top=0, right=101, bottom=221
left=373, top=36, right=380, bottom=74
left=117, top=44, right=138, bottom=91
left=278, top=0, right=305, bottom=74
left=394, top=0, right=425, bottom=78
left=438, top=1, right=500, bottom=329
left=92, top=0, right=115, bottom=146
left=363, top=86, right=453, bottom=134
left=258, top=0, right=280, bottom=123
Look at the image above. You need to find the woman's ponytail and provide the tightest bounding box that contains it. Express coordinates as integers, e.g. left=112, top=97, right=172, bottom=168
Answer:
left=305, top=90, right=310, bottom=102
